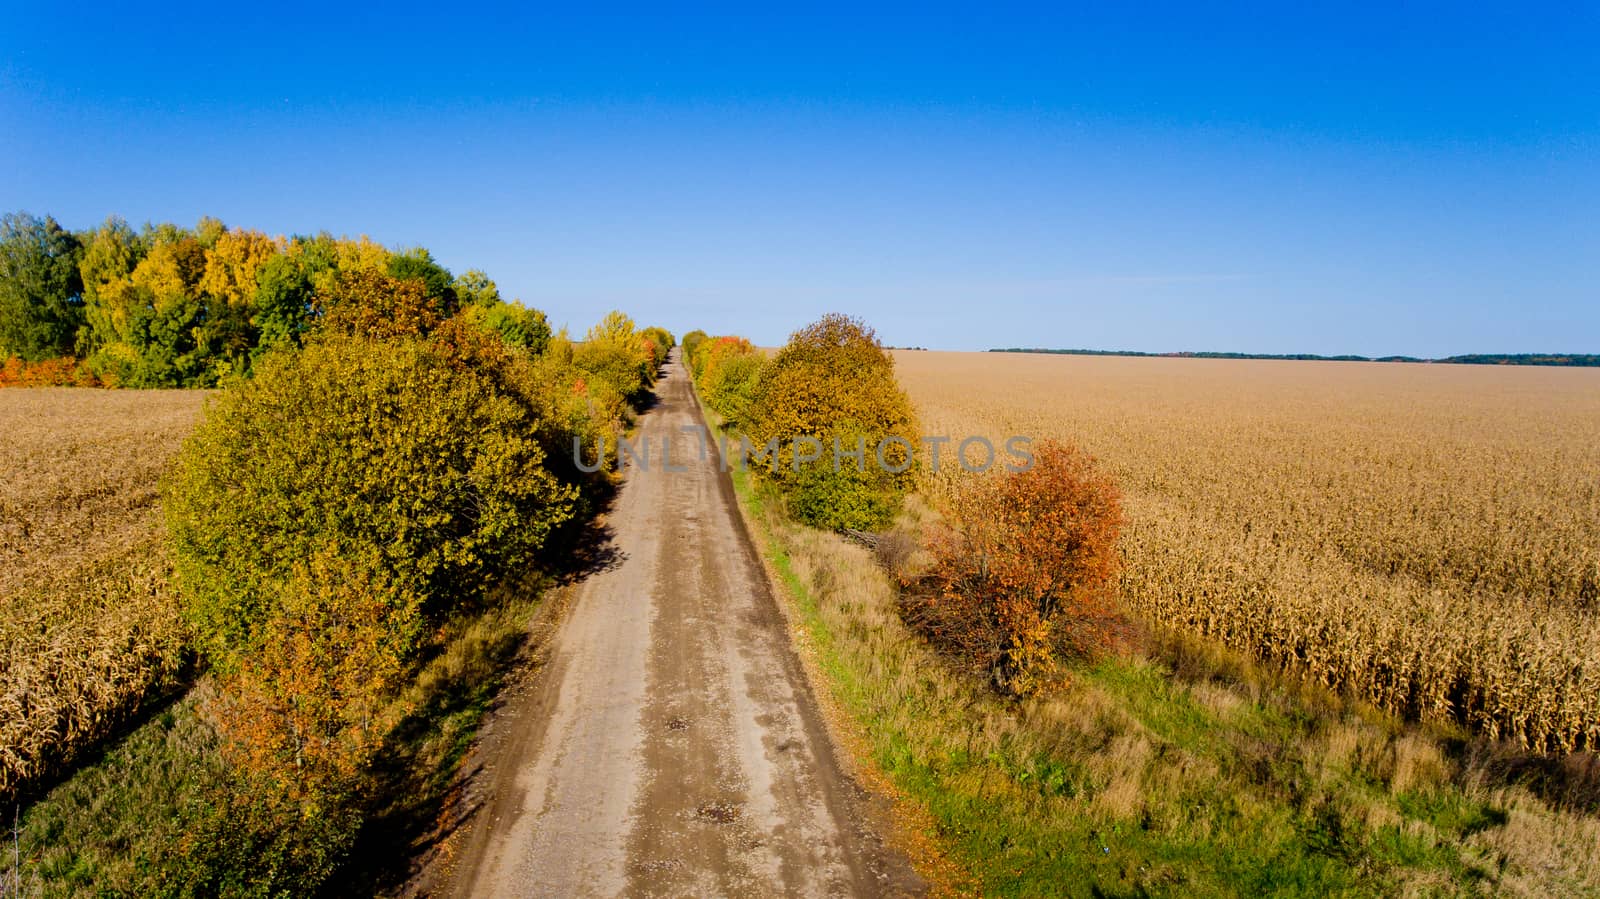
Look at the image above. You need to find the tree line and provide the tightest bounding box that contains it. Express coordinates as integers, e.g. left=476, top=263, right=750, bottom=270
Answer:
left=992, top=347, right=1600, bottom=366
left=0, top=210, right=572, bottom=387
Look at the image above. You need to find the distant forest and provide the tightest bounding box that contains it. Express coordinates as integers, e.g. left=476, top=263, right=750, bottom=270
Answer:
left=989, top=348, right=1600, bottom=367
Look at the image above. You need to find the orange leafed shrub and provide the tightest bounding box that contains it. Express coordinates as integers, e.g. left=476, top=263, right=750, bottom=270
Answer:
left=0, top=355, right=107, bottom=387
left=206, top=543, right=419, bottom=795
left=906, top=440, right=1126, bottom=696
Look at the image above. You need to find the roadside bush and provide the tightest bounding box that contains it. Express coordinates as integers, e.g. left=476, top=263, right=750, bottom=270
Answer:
left=162, top=329, right=581, bottom=893
left=167, top=766, right=360, bottom=899
left=207, top=542, right=419, bottom=790
left=681, top=328, right=708, bottom=365
left=707, top=350, right=764, bottom=425
left=166, top=334, right=577, bottom=675
left=693, top=335, right=764, bottom=426
left=641, top=325, right=675, bottom=368
left=434, top=314, right=622, bottom=497
left=905, top=440, right=1125, bottom=696
left=745, top=314, right=918, bottom=531
left=573, top=310, right=657, bottom=402
left=785, top=428, right=905, bottom=531
left=158, top=545, right=403, bottom=896
left=150, top=308, right=648, bottom=892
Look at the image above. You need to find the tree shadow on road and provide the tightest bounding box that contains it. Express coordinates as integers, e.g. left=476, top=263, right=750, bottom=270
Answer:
left=328, top=489, right=629, bottom=897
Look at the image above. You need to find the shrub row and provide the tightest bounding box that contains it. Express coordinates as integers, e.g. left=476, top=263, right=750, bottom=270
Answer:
left=158, top=300, right=672, bottom=890
left=693, top=315, right=1126, bottom=698
left=689, top=315, right=918, bottom=532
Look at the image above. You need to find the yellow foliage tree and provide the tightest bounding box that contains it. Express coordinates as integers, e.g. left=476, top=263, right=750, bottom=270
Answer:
left=200, top=228, right=283, bottom=308
left=332, top=235, right=391, bottom=277
left=315, top=268, right=454, bottom=340
left=574, top=310, right=656, bottom=400
left=130, top=236, right=206, bottom=309
left=744, top=314, right=919, bottom=530
left=747, top=314, right=918, bottom=482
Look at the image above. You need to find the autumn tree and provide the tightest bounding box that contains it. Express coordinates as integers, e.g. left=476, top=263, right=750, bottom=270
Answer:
left=315, top=268, right=456, bottom=340
left=681, top=329, right=708, bottom=366
left=330, top=234, right=391, bottom=278
left=207, top=542, right=421, bottom=790
left=640, top=325, right=675, bottom=367
left=906, top=440, right=1125, bottom=696
left=77, top=216, right=147, bottom=368
left=745, top=314, right=918, bottom=530
left=454, top=269, right=502, bottom=307
left=107, top=232, right=212, bottom=386
left=693, top=335, right=764, bottom=427
left=195, top=227, right=283, bottom=377
left=574, top=310, right=657, bottom=401
left=480, top=301, right=552, bottom=352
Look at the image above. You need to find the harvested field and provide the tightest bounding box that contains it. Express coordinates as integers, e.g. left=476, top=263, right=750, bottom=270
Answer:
left=895, top=352, right=1600, bottom=752
left=0, top=387, right=205, bottom=796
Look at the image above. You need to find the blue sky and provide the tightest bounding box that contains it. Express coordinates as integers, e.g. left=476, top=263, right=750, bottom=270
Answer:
left=3, top=4, right=1596, bottom=355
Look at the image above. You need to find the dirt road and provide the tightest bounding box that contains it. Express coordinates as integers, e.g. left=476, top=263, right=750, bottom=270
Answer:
left=443, top=350, right=922, bottom=897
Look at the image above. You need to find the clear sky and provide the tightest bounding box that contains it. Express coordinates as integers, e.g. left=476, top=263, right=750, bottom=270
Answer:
left=3, top=4, right=1596, bottom=355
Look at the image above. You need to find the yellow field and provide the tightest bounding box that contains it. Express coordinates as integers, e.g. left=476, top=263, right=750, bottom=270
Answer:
left=0, top=388, right=205, bottom=794
left=895, top=351, right=1600, bottom=752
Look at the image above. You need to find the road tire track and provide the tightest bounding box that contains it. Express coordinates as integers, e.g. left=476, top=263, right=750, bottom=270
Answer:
left=442, top=349, right=923, bottom=897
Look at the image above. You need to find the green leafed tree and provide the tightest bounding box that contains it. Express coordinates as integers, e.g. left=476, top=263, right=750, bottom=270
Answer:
left=0, top=212, right=86, bottom=361
left=387, top=247, right=455, bottom=303
left=251, top=253, right=317, bottom=356
left=480, top=300, right=552, bottom=353
left=453, top=268, right=502, bottom=307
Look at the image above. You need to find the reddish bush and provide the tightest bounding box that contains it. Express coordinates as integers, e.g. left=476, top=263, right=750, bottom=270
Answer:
left=905, top=440, right=1125, bottom=696
left=0, top=355, right=107, bottom=388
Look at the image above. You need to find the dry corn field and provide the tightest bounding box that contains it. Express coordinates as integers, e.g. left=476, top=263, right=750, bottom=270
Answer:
left=0, top=388, right=205, bottom=796
left=895, top=351, right=1600, bottom=754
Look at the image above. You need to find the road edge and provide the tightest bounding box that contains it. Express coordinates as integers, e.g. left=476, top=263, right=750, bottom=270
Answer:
left=688, top=383, right=965, bottom=897
left=397, top=574, right=580, bottom=897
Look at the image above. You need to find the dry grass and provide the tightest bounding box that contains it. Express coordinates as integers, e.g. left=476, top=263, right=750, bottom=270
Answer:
left=0, top=387, right=205, bottom=797
left=895, top=352, right=1600, bottom=753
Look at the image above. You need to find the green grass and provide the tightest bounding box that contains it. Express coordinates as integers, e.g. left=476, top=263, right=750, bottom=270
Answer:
left=723, top=439, right=1600, bottom=897
left=11, top=693, right=228, bottom=896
